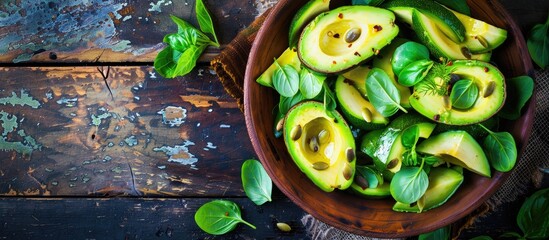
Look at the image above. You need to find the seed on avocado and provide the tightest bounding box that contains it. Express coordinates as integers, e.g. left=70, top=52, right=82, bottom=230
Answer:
left=276, top=118, right=284, bottom=132
left=309, top=136, right=320, bottom=152
left=484, top=81, right=496, bottom=98
left=327, top=30, right=334, bottom=37
left=355, top=175, right=369, bottom=190
left=449, top=74, right=460, bottom=85
left=387, top=158, right=399, bottom=169
left=276, top=222, right=292, bottom=232
left=290, top=125, right=302, bottom=141
left=476, top=35, right=489, bottom=48
left=318, top=130, right=330, bottom=144
left=461, top=47, right=472, bottom=59
left=373, top=25, right=382, bottom=32
left=343, top=163, right=353, bottom=180
left=312, top=161, right=329, bottom=170
left=345, top=28, right=361, bottom=43
left=443, top=95, right=451, bottom=109
left=361, top=108, right=372, bottom=123
left=346, top=147, right=355, bottom=162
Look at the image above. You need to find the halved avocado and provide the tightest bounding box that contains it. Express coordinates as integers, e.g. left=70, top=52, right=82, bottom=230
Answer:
left=381, top=0, right=466, bottom=43
left=416, top=130, right=491, bottom=177
left=409, top=60, right=506, bottom=125
left=298, top=5, right=399, bottom=74
left=283, top=101, right=356, bottom=192
left=335, top=72, right=389, bottom=130
left=289, top=0, right=331, bottom=49
left=450, top=9, right=508, bottom=53
left=411, top=9, right=491, bottom=61
left=393, top=166, right=464, bottom=212
left=256, top=48, right=301, bottom=87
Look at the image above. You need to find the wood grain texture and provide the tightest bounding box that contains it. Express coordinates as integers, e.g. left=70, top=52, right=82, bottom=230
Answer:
left=0, top=0, right=256, bottom=63
left=0, top=66, right=256, bottom=197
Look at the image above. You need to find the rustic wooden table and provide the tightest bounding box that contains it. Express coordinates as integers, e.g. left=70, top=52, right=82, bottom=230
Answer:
left=0, top=0, right=547, bottom=239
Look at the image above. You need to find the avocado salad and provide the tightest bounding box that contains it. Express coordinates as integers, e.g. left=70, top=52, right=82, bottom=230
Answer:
left=256, top=0, right=519, bottom=213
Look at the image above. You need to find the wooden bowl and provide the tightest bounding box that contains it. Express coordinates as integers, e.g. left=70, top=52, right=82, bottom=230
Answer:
left=244, top=0, right=535, bottom=237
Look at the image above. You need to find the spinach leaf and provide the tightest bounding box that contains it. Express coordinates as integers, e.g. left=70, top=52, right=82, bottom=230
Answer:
left=391, top=41, right=430, bottom=76
left=397, top=59, right=434, bottom=87
left=516, top=188, right=549, bottom=239
left=279, top=92, right=305, bottom=115
left=365, top=68, right=407, bottom=117
left=323, top=82, right=337, bottom=114
left=450, top=79, right=479, bottom=110
left=401, top=125, right=420, bottom=149
left=480, top=124, right=517, bottom=172
left=272, top=61, right=300, bottom=98
left=241, top=159, right=272, bottom=205
left=196, top=0, right=220, bottom=46
left=433, top=0, right=470, bottom=15
left=499, top=75, right=535, bottom=120
left=390, top=166, right=429, bottom=204
left=299, top=68, right=325, bottom=99
left=527, top=12, right=549, bottom=69
left=194, top=200, right=256, bottom=235
left=418, top=225, right=450, bottom=240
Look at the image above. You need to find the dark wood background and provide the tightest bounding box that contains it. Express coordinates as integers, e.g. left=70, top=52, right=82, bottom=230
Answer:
left=0, top=0, right=548, bottom=239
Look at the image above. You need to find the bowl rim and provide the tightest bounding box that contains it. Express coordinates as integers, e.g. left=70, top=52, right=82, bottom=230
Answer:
left=244, top=0, right=535, bottom=237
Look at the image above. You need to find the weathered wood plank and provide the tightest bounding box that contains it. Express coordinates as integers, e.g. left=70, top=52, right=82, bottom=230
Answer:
left=0, top=197, right=309, bottom=239
left=0, top=0, right=257, bottom=63
left=0, top=66, right=257, bottom=197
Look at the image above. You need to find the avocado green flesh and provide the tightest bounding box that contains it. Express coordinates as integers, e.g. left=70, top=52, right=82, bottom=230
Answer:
left=256, top=48, right=301, bottom=87
left=335, top=75, right=388, bottom=130
left=416, top=130, right=491, bottom=178
left=283, top=101, right=356, bottom=192
left=393, top=167, right=463, bottom=212
left=289, top=0, right=331, bottom=49
left=382, top=0, right=465, bottom=43
left=451, top=9, right=508, bottom=53
left=411, top=10, right=491, bottom=61
left=351, top=181, right=391, bottom=198
left=409, top=60, right=506, bottom=125
left=298, top=5, right=399, bottom=74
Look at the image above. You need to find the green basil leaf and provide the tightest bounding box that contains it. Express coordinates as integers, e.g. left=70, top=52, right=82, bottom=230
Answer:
left=163, top=28, right=211, bottom=52
left=195, top=0, right=220, bottom=46
left=273, top=63, right=300, bottom=98
left=174, top=44, right=209, bottom=77
left=279, top=91, right=305, bottom=115
left=499, top=232, right=522, bottom=238
left=516, top=188, right=549, bottom=239
left=527, top=13, right=549, bottom=69
left=299, top=68, right=325, bottom=99
left=170, top=15, right=195, bottom=32
left=391, top=41, right=430, bottom=76
left=401, top=125, right=420, bottom=148
left=154, top=46, right=182, bottom=78
left=322, top=82, right=337, bottom=115
left=397, top=59, right=434, bottom=87
left=241, top=159, right=273, bottom=205
left=365, top=68, right=407, bottom=117
left=418, top=225, right=450, bottom=240
left=433, top=0, right=470, bottom=15
left=499, top=75, right=534, bottom=120
left=390, top=166, right=428, bottom=204
left=480, top=125, right=517, bottom=172
left=194, top=200, right=256, bottom=235
left=450, top=79, right=479, bottom=110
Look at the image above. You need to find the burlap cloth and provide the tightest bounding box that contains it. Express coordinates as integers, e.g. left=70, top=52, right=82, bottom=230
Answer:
left=211, top=2, right=549, bottom=239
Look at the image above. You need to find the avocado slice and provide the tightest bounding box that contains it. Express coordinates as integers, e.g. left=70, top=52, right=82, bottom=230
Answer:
left=289, top=0, right=331, bottom=49
left=335, top=72, right=389, bottom=130
left=256, top=48, right=301, bottom=88
left=283, top=101, right=356, bottom=192
left=416, top=130, right=491, bottom=177
left=350, top=165, right=391, bottom=198
left=409, top=60, right=506, bottom=125
left=393, top=166, right=464, bottom=212
left=381, top=0, right=466, bottom=43
left=450, top=9, right=508, bottom=53
left=411, top=9, right=491, bottom=61
left=297, top=5, right=399, bottom=74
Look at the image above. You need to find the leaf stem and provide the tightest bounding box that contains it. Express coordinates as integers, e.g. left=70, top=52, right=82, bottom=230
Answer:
left=240, top=219, right=257, bottom=229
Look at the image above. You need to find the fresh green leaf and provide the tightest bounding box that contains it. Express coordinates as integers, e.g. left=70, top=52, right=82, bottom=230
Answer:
left=241, top=159, right=273, bottom=205
left=194, top=200, right=256, bottom=235
left=170, top=15, right=195, bottom=32
left=279, top=92, right=305, bottom=115
left=195, top=0, right=220, bottom=46
left=499, top=232, right=523, bottom=239
left=273, top=62, right=300, bottom=98
left=433, top=0, right=470, bottom=15
left=174, top=44, right=209, bottom=77
left=517, top=188, right=549, bottom=239
left=322, top=82, right=337, bottom=114
left=365, top=68, right=408, bottom=117
left=397, top=59, right=434, bottom=87
left=401, top=125, right=420, bottom=149
left=154, top=46, right=183, bottom=78
left=480, top=125, right=517, bottom=173
left=450, top=79, right=479, bottom=110
left=391, top=41, right=430, bottom=76
left=163, top=28, right=211, bottom=52
left=418, top=225, right=450, bottom=240
left=470, top=236, right=495, bottom=240
left=390, top=166, right=429, bottom=204
left=499, top=75, right=535, bottom=120
left=527, top=12, right=549, bottom=69
left=299, top=68, right=325, bottom=99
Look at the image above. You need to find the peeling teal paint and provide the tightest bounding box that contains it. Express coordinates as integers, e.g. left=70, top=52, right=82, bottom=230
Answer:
left=56, top=97, right=78, bottom=107
left=0, top=111, right=41, bottom=155
left=148, top=0, right=173, bottom=13
left=124, top=135, right=138, bottom=147
left=0, top=90, right=41, bottom=108
left=153, top=140, right=198, bottom=168
left=91, top=112, right=112, bottom=126
left=158, top=106, right=187, bottom=127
